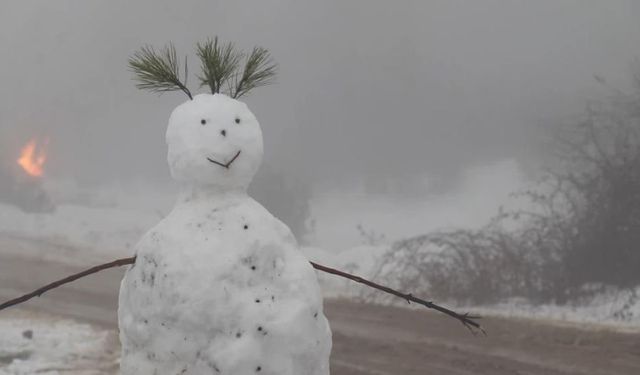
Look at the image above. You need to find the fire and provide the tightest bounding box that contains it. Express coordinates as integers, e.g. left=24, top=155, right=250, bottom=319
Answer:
left=17, top=138, right=48, bottom=177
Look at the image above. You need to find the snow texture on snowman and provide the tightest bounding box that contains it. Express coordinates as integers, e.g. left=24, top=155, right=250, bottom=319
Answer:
left=118, top=93, right=332, bottom=375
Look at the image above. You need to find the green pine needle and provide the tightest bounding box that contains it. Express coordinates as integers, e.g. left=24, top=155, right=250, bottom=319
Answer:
left=231, top=47, right=278, bottom=99
left=129, top=38, right=277, bottom=99
left=196, top=37, right=241, bottom=95
left=129, top=43, right=193, bottom=99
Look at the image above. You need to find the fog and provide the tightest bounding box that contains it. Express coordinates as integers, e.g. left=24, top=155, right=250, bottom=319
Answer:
left=1, top=1, right=638, bottom=184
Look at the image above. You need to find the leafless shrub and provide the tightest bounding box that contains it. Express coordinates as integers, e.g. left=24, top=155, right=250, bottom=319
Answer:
left=371, top=218, right=562, bottom=304
left=372, top=76, right=640, bottom=304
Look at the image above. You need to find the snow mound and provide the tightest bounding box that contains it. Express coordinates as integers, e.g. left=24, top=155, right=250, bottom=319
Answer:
left=0, top=202, right=158, bottom=262
left=0, top=311, right=118, bottom=374
left=470, top=286, right=640, bottom=331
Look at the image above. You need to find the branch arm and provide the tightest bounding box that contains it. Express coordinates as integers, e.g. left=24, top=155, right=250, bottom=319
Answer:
left=0, top=256, right=136, bottom=311
left=310, top=262, right=484, bottom=334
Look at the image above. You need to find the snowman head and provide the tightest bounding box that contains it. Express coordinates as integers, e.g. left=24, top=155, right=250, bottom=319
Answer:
left=166, top=94, right=263, bottom=191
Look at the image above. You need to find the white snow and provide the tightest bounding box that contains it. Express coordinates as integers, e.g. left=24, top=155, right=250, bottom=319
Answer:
left=118, top=94, right=331, bottom=375
left=467, top=288, right=640, bottom=331
left=0, top=310, right=117, bottom=375
left=166, top=94, right=263, bottom=190
left=0, top=202, right=156, bottom=263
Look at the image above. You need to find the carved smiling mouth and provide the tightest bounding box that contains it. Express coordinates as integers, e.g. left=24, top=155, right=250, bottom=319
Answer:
left=207, top=150, right=241, bottom=169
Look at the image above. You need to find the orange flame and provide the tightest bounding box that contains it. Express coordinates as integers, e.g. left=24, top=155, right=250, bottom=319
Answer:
left=17, top=138, right=47, bottom=177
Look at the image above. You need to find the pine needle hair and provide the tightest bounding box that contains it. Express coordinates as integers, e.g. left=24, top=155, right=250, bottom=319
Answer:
left=129, top=37, right=278, bottom=100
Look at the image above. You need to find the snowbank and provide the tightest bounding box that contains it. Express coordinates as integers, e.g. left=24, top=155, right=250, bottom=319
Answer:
left=468, top=288, right=640, bottom=331
left=0, top=311, right=118, bottom=374
left=0, top=202, right=158, bottom=262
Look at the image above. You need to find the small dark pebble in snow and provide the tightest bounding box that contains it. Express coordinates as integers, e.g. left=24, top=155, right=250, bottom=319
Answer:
left=251, top=266, right=256, bottom=270
left=256, top=366, right=262, bottom=372
left=257, top=326, right=263, bottom=331
left=244, top=224, right=249, bottom=230
left=255, top=299, right=261, bottom=303
left=22, top=330, right=33, bottom=339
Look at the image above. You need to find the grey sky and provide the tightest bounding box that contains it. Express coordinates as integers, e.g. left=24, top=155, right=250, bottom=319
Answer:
left=1, top=0, right=639, bottom=190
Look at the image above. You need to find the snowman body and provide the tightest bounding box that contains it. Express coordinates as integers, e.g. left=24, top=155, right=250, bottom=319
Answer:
left=118, top=94, right=331, bottom=375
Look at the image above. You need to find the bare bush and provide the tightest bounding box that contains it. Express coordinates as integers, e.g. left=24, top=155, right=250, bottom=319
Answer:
left=373, top=78, right=640, bottom=304
left=371, top=218, right=562, bottom=304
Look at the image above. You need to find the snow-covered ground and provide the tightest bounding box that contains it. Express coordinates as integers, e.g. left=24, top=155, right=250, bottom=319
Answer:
left=0, top=310, right=118, bottom=374
left=469, top=289, right=640, bottom=332
left=0, top=179, right=171, bottom=263
left=0, top=202, right=155, bottom=263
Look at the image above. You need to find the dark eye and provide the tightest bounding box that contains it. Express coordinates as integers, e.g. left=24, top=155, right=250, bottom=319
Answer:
left=201, top=119, right=207, bottom=125
left=235, top=118, right=241, bottom=124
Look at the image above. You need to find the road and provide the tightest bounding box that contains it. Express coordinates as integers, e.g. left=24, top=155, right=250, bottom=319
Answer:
left=1, top=236, right=639, bottom=374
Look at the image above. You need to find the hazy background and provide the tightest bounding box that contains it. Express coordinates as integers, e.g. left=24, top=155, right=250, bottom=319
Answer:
left=2, top=0, right=640, bottom=248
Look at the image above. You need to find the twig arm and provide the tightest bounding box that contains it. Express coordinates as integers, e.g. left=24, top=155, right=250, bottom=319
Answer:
left=310, top=261, right=484, bottom=334
left=0, top=256, right=136, bottom=311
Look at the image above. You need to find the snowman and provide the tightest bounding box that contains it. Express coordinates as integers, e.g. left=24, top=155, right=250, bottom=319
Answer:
left=118, top=93, right=332, bottom=374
